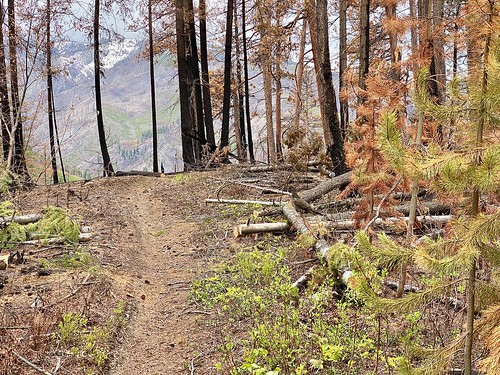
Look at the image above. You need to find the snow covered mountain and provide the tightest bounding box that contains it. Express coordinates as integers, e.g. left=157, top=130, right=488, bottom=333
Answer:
left=34, top=38, right=182, bottom=178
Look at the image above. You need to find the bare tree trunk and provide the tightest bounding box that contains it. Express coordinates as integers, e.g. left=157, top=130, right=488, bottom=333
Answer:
left=385, top=3, right=400, bottom=82
left=464, top=3, right=492, bottom=373
left=0, top=4, right=10, bottom=162
left=432, top=0, right=445, bottom=101
left=241, top=0, right=254, bottom=162
left=47, top=0, right=58, bottom=183
left=7, top=0, right=30, bottom=180
left=292, top=17, right=307, bottom=130
left=233, top=75, right=243, bottom=159
left=262, top=55, right=276, bottom=163
left=199, top=0, right=215, bottom=148
left=220, top=0, right=234, bottom=149
left=175, top=0, right=195, bottom=168
left=358, top=0, right=370, bottom=104
left=339, top=0, right=348, bottom=137
left=93, top=0, right=114, bottom=176
left=307, top=0, right=347, bottom=175
left=186, top=0, right=204, bottom=161
left=275, top=40, right=283, bottom=161
left=148, top=0, right=158, bottom=172
left=234, top=4, right=246, bottom=161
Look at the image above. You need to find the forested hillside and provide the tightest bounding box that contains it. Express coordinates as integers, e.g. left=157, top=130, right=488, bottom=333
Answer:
left=0, top=0, right=498, bottom=374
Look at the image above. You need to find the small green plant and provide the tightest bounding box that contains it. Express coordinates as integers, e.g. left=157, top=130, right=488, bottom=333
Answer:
left=192, top=239, right=387, bottom=374
left=54, top=301, right=127, bottom=370
left=39, top=249, right=95, bottom=269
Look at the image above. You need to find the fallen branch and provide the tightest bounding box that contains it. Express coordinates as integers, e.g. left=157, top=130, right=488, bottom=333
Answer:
left=0, top=214, right=43, bottom=225
left=364, top=177, right=402, bottom=231
left=384, top=280, right=464, bottom=310
left=292, top=265, right=318, bottom=289
left=205, top=198, right=283, bottom=207
left=212, top=177, right=292, bottom=196
left=327, top=215, right=452, bottom=230
left=234, top=222, right=290, bottom=237
left=13, top=351, right=53, bottom=375
left=22, top=232, right=92, bottom=245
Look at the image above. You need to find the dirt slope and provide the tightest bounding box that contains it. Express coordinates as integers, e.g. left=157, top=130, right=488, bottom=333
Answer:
left=7, top=173, right=222, bottom=374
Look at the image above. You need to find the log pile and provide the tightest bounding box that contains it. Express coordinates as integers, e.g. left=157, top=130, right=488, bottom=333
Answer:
left=207, top=170, right=454, bottom=292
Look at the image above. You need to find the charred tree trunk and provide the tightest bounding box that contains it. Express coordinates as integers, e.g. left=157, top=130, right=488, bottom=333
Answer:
left=199, top=0, right=215, bottom=148
left=93, top=0, right=114, bottom=176
left=7, top=0, right=30, bottom=180
left=275, top=38, right=283, bottom=161
left=0, top=5, right=10, bottom=162
left=47, top=0, right=58, bottom=183
left=186, top=0, right=205, bottom=161
left=234, top=4, right=246, bottom=161
left=339, top=0, right=348, bottom=137
left=307, top=0, right=347, bottom=175
left=220, top=0, right=234, bottom=149
left=175, top=0, right=195, bottom=168
left=241, top=0, right=254, bottom=162
left=148, top=0, right=159, bottom=172
left=358, top=0, right=370, bottom=105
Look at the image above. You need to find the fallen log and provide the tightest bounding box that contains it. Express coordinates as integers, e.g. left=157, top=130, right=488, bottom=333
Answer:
left=0, top=214, right=43, bottom=225
left=22, top=232, right=92, bottom=245
left=325, top=215, right=452, bottom=230
left=115, top=170, right=164, bottom=177
left=300, top=171, right=352, bottom=202
left=233, top=222, right=290, bottom=237
left=206, top=198, right=284, bottom=207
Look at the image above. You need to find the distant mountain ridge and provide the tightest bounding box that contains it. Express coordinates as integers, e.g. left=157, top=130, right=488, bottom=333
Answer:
left=33, top=38, right=183, bottom=179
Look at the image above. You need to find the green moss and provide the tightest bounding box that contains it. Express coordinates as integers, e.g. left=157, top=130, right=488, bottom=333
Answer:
left=0, top=201, right=15, bottom=217
left=27, top=206, right=80, bottom=243
left=0, top=222, right=27, bottom=248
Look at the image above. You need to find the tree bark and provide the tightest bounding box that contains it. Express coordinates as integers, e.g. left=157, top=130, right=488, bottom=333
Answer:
left=93, top=0, right=114, bottom=176
left=233, top=4, right=246, bottom=161
left=241, top=0, right=254, bottom=162
left=292, top=17, right=307, bottom=130
left=358, top=0, right=370, bottom=104
left=0, top=5, right=10, bottom=162
left=175, top=0, right=196, bottom=168
left=185, top=0, right=205, bottom=160
left=256, top=1, right=276, bottom=163
left=148, top=0, right=159, bottom=172
left=199, top=0, right=215, bottom=148
left=307, top=0, right=347, bottom=175
left=7, top=0, right=30, bottom=180
left=220, top=0, right=234, bottom=149
left=47, top=0, right=58, bottom=184
left=339, top=0, right=348, bottom=137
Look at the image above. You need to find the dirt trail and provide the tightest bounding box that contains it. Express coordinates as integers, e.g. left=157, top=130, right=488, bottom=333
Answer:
left=7, top=174, right=219, bottom=374
left=106, top=176, right=213, bottom=374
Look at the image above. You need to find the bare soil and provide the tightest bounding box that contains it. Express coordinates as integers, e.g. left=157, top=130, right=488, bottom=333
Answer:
left=1, top=171, right=242, bottom=374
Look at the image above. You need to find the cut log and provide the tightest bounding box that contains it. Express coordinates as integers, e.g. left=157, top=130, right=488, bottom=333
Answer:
left=300, top=171, right=352, bottom=202
left=233, top=222, right=290, bottom=237
left=205, top=198, right=284, bottom=207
